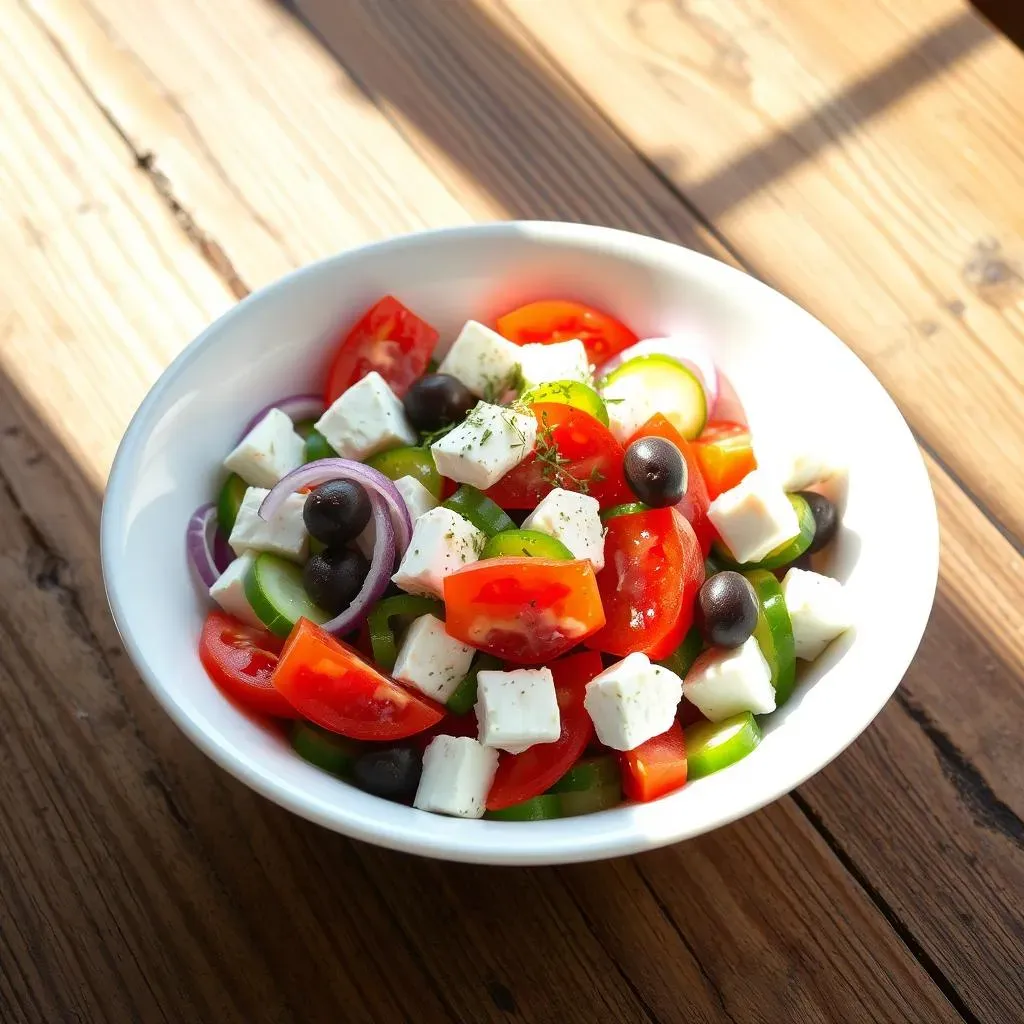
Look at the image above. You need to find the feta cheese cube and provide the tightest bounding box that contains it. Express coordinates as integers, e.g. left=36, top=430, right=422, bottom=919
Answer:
left=430, top=401, right=537, bottom=490
left=603, top=389, right=661, bottom=446
left=781, top=568, right=853, bottom=661
left=521, top=487, right=605, bottom=571
left=414, top=735, right=499, bottom=819
left=517, top=340, right=591, bottom=391
left=354, top=474, right=440, bottom=559
left=392, top=506, right=486, bottom=597
left=682, top=637, right=776, bottom=722
left=228, top=487, right=308, bottom=562
left=437, top=320, right=521, bottom=399
left=584, top=653, right=683, bottom=751
left=314, top=371, right=416, bottom=461
left=476, top=667, right=561, bottom=754
left=707, top=470, right=800, bottom=564
left=223, top=408, right=305, bottom=488
left=753, top=427, right=838, bottom=491
left=209, top=551, right=261, bottom=626
left=392, top=614, right=476, bottom=702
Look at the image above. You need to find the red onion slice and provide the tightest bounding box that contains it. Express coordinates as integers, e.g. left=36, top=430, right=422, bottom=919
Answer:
left=186, top=504, right=222, bottom=588
left=213, top=529, right=235, bottom=573
left=239, top=393, right=326, bottom=440
left=597, top=336, right=719, bottom=410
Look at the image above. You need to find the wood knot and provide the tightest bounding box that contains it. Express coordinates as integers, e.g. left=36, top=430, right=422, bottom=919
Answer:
left=962, top=238, right=1023, bottom=308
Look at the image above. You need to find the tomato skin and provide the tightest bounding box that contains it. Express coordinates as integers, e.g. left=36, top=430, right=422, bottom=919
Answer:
left=199, top=611, right=298, bottom=718
left=694, top=421, right=756, bottom=499
left=486, top=651, right=603, bottom=810
left=584, top=508, right=704, bottom=659
left=443, top=557, right=606, bottom=665
left=621, top=721, right=688, bottom=802
left=271, top=619, right=444, bottom=740
left=325, top=296, right=439, bottom=402
left=484, top=404, right=631, bottom=510
left=496, top=300, right=638, bottom=365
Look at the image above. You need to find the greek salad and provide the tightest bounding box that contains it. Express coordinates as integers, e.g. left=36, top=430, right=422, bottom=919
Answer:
left=189, top=296, right=852, bottom=821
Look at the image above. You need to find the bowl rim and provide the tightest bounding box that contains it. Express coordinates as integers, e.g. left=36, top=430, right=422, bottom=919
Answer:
left=101, top=220, right=939, bottom=864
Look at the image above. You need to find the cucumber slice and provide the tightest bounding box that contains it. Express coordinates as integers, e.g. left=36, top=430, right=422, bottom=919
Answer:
left=745, top=569, right=797, bottom=705
left=600, top=501, right=649, bottom=523
left=656, top=626, right=704, bottom=678
left=685, top=712, right=761, bottom=780
left=548, top=755, right=620, bottom=794
left=442, top=485, right=515, bottom=537
left=485, top=794, right=563, bottom=821
left=446, top=653, right=502, bottom=716
left=217, top=473, right=248, bottom=535
left=290, top=721, right=361, bottom=776
left=481, top=529, right=574, bottom=560
left=243, top=553, right=330, bottom=638
left=599, top=354, right=707, bottom=440
left=558, top=783, right=623, bottom=817
left=366, top=446, right=443, bottom=500
left=713, top=495, right=815, bottom=571
left=520, top=380, right=609, bottom=426
left=304, top=429, right=337, bottom=463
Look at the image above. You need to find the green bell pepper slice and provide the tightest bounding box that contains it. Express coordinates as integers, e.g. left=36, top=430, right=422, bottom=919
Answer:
left=304, top=429, right=338, bottom=464
left=480, top=529, right=574, bottom=561
left=366, top=595, right=444, bottom=671
left=600, top=501, right=649, bottom=523
left=290, top=721, right=362, bottom=776
left=745, top=569, right=797, bottom=705
left=442, top=485, right=515, bottom=537
left=656, top=626, right=704, bottom=678
left=548, top=755, right=620, bottom=794
left=684, top=712, right=761, bottom=780
left=485, top=794, right=563, bottom=821
left=446, top=653, right=503, bottom=716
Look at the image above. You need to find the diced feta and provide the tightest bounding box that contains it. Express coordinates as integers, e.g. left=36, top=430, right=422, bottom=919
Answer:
left=476, top=667, right=561, bottom=754
left=517, top=340, right=591, bottom=391
left=209, top=551, right=261, bottom=626
left=392, top=614, right=476, bottom=703
left=707, top=470, right=800, bottom=564
left=314, top=371, right=416, bottom=461
left=414, top=735, right=499, bottom=819
left=682, top=637, right=776, bottom=721
left=354, top=474, right=440, bottom=558
left=223, top=408, right=305, bottom=488
left=392, top=506, right=486, bottom=598
left=603, top=390, right=658, bottom=445
left=430, top=401, right=537, bottom=490
left=781, top=568, right=853, bottom=661
left=520, top=487, right=605, bottom=571
left=437, top=320, right=521, bottom=399
left=228, top=487, right=308, bottom=562
left=584, top=653, right=683, bottom=751
left=754, top=428, right=837, bottom=491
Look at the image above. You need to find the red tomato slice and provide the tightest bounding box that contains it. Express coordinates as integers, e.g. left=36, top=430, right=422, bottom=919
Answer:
left=495, top=299, right=639, bottom=365
left=584, top=508, right=704, bottom=659
left=486, top=651, right=603, bottom=810
left=484, top=403, right=631, bottom=510
left=271, top=619, right=444, bottom=740
left=443, top=557, right=606, bottom=665
left=325, top=295, right=439, bottom=402
left=410, top=710, right=478, bottom=752
left=694, top=421, right=756, bottom=499
left=630, top=414, right=715, bottom=555
left=199, top=611, right=297, bottom=718
left=621, top=721, right=688, bottom=802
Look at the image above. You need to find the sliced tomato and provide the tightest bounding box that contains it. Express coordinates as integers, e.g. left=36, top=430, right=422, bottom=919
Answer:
left=271, top=619, right=444, bottom=740
left=410, top=710, right=478, bottom=753
left=694, top=421, right=756, bottom=499
left=325, top=295, right=439, bottom=403
left=495, top=299, right=639, bottom=365
left=629, top=414, right=715, bottom=555
left=585, top=508, right=704, bottom=659
left=486, top=650, right=603, bottom=810
left=484, top=403, right=631, bottom=510
left=443, top=557, right=605, bottom=665
left=621, top=721, right=688, bottom=802
left=199, top=611, right=297, bottom=718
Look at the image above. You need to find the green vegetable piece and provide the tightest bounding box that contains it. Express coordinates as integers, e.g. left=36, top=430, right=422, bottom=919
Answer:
left=656, top=626, right=704, bottom=678
left=217, top=473, right=249, bottom=535
left=745, top=569, right=797, bottom=705
left=684, top=713, right=762, bottom=780
left=293, top=418, right=318, bottom=441
left=520, top=380, right=609, bottom=426
left=480, top=529, right=574, bottom=561
left=485, top=794, right=563, bottom=821
left=442, top=485, right=515, bottom=537
left=446, top=653, right=502, bottom=716
left=365, top=446, right=443, bottom=500
left=712, top=494, right=815, bottom=571
left=599, top=354, right=707, bottom=440
left=366, top=594, right=444, bottom=671
left=703, top=552, right=727, bottom=579
left=304, top=429, right=338, bottom=463
left=558, top=783, right=623, bottom=817
left=547, top=755, right=620, bottom=794
left=244, top=553, right=330, bottom=638
left=290, top=721, right=362, bottom=776
left=600, top=501, right=649, bottom=523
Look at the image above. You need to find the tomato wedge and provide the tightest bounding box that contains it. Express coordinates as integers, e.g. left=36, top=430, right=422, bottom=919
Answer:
left=199, top=611, right=297, bottom=718
left=629, top=414, right=715, bottom=555
left=271, top=619, right=444, bottom=740
left=443, top=557, right=606, bottom=665
left=694, top=421, right=756, bottom=499
left=495, top=299, right=639, bottom=365
left=585, top=508, right=704, bottom=659
left=325, top=295, right=439, bottom=403
left=484, top=403, right=631, bottom=510
left=621, top=721, right=688, bottom=802
left=486, top=650, right=603, bottom=810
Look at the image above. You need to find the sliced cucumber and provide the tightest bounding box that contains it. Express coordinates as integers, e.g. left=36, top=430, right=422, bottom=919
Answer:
left=304, top=429, right=337, bottom=463
left=599, top=354, right=706, bottom=440
left=217, top=473, right=249, bottom=535
left=244, top=553, right=330, bottom=638
left=600, top=501, right=649, bottom=523
left=480, top=529, right=574, bottom=560
left=548, top=755, right=620, bottom=794
left=442, top=485, right=515, bottom=537
left=713, top=494, right=815, bottom=571
left=656, top=626, right=704, bottom=678
left=290, top=721, right=361, bottom=776
left=684, top=712, right=761, bottom=780
left=745, top=569, right=797, bottom=705
left=558, top=783, right=622, bottom=817
left=366, top=446, right=443, bottom=500
left=521, top=380, right=609, bottom=426
left=485, top=794, right=563, bottom=821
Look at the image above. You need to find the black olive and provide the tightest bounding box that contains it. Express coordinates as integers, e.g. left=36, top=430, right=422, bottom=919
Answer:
left=303, top=480, right=371, bottom=546
left=798, top=491, right=839, bottom=554
left=623, top=437, right=687, bottom=508
left=351, top=746, right=422, bottom=803
left=403, top=373, right=476, bottom=432
left=698, top=571, right=759, bottom=648
left=303, top=547, right=370, bottom=615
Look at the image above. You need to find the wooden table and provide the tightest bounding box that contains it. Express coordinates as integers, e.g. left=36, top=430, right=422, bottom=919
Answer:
left=2, top=1, right=1022, bottom=1020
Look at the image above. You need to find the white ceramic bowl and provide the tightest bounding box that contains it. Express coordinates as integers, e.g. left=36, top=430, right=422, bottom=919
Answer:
left=101, top=222, right=938, bottom=865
